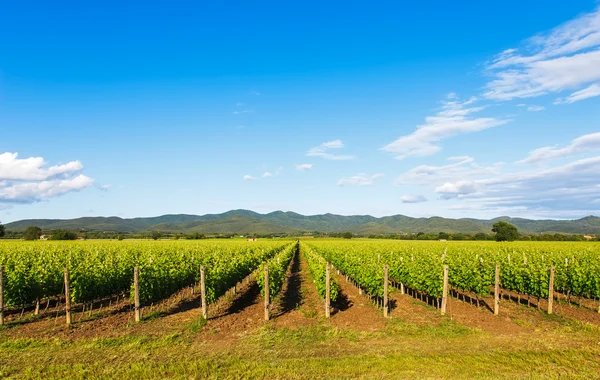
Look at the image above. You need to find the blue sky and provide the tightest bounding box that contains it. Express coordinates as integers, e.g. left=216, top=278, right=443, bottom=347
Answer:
left=1, top=1, right=600, bottom=223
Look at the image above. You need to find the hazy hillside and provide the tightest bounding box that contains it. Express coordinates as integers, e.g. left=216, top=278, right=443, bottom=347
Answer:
left=4, top=210, right=600, bottom=235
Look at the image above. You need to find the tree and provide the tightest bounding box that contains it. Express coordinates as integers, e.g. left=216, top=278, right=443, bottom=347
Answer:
left=24, top=226, right=42, bottom=240
left=492, top=221, right=519, bottom=242
left=49, top=230, right=78, bottom=240
left=341, top=232, right=353, bottom=239
left=0, top=222, right=5, bottom=238
left=151, top=231, right=162, bottom=240
left=438, top=232, right=449, bottom=240
left=187, top=232, right=206, bottom=240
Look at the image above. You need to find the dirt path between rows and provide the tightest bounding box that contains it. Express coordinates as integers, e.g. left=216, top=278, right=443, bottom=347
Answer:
left=329, top=270, right=386, bottom=332
left=270, top=252, right=322, bottom=329
left=0, top=273, right=267, bottom=343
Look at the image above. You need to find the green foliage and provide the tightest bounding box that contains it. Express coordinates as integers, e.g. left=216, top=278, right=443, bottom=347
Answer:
left=49, top=230, right=78, bottom=240
left=341, top=232, right=353, bottom=239
left=307, top=241, right=388, bottom=298
left=301, top=243, right=339, bottom=301
left=256, top=243, right=296, bottom=298
left=151, top=231, right=162, bottom=240
left=0, top=223, right=5, bottom=238
left=133, top=241, right=294, bottom=304
left=0, top=240, right=293, bottom=307
left=23, top=226, right=42, bottom=241
left=492, top=221, right=519, bottom=242
left=186, top=233, right=206, bottom=240
left=306, top=240, right=600, bottom=301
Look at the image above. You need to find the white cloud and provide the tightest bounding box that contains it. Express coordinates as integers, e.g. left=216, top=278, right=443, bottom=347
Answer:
left=381, top=95, right=507, bottom=159
left=527, top=105, right=545, bottom=112
left=233, top=110, right=255, bottom=115
left=307, top=140, right=355, bottom=160
left=401, top=195, right=427, bottom=203
left=337, top=173, right=384, bottom=187
left=296, top=164, right=313, bottom=171
left=517, top=132, right=600, bottom=164
left=554, top=83, right=600, bottom=104
left=395, top=156, right=503, bottom=186
left=263, top=172, right=273, bottom=178
left=0, top=152, right=93, bottom=205
left=484, top=7, right=600, bottom=101
left=243, top=175, right=256, bottom=180
left=434, top=156, right=600, bottom=214
left=0, top=175, right=94, bottom=203
left=0, top=152, right=83, bottom=181
left=435, top=181, right=481, bottom=199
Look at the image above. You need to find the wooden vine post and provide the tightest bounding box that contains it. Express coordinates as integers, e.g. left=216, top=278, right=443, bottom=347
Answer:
left=548, top=266, right=555, bottom=315
left=441, top=265, right=449, bottom=315
left=0, top=265, right=4, bottom=326
left=494, top=264, right=500, bottom=316
left=264, top=265, right=270, bottom=321
left=200, top=266, right=208, bottom=320
left=134, top=266, right=141, bottom=322
left=325, top=263, right=331, bottom=318
left=383, top=265, right=389, bottom=318
left=64, top=268, right=72, bottom=325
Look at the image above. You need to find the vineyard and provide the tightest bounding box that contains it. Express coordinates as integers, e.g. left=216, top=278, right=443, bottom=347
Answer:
left=2, top=238, right=600, bottom=377
left=0, top=240, right=295, bottom=321
left=306, top=240, right=600, bottom=311
left=1, top=239, right=599, bottom=329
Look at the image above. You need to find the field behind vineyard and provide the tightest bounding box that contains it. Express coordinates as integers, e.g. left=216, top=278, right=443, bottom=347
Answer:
left=1, top=239, right=600, bottom=379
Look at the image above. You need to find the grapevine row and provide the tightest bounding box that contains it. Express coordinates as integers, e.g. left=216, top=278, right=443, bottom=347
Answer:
left=0, top=240, right=295, bottom=308
left=301, top=243, right=339, bottom=301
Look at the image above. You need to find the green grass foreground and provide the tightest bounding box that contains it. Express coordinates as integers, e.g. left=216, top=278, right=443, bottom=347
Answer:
left=2, top=319, right=600, bottom=379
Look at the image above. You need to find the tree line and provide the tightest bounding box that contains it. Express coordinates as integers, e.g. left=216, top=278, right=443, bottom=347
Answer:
left=0, top=221, right=598, bottom=242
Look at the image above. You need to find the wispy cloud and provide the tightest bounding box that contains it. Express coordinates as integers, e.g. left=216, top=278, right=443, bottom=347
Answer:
left=401, top=195, right=428, bottom=203
left=263, top=172, right=273, bottom=178
left=527, top=105, right=545, bottom=112
left=243, top=175, right=256, bottom=180
left=484, top=7, right=600, bottom=101
left=296, top=164, right=313, bottom=171
left=233, top=110, right=255, bottom=115
left=307, top=140, right=355, bottom=160
left=434, top=155, right=600, bottom=214
left=395, top=156, right=503, bottom=186
left=382, top=95, right=508, bottom=159
left=554, top=83, right=600, bottom=104
left=98, top=184, right=112, bottom=192
left=517, top=132, right=600, bottom=164
left=337, top=173, right=384, bottom=186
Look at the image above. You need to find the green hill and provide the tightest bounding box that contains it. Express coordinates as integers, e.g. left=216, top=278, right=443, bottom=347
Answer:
left=4, top=210, right=600, bottom=236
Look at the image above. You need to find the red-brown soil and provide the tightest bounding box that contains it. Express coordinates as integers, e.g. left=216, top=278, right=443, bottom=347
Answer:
left=329, top=271, right=387, bottom=332
left=3, top=253, right=600, bottom=342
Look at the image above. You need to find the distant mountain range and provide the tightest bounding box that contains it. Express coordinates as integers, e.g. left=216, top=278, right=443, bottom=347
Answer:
left=4, top=210, right=600, bottom=235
